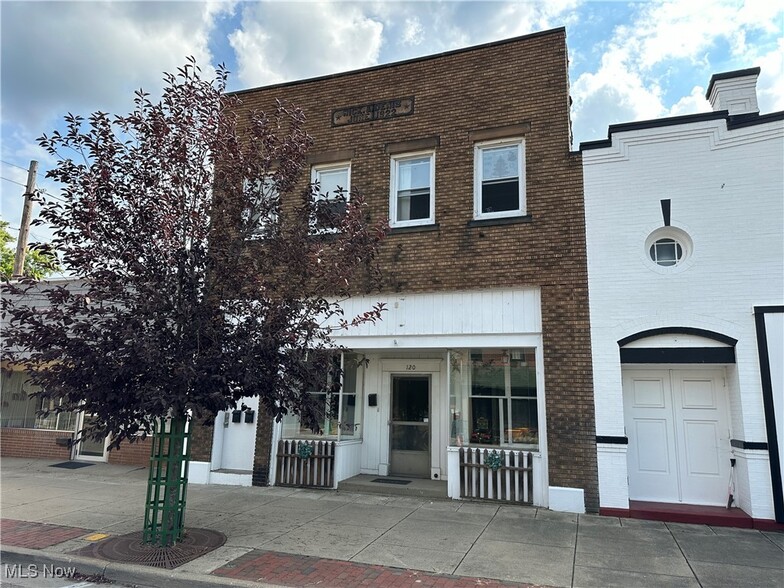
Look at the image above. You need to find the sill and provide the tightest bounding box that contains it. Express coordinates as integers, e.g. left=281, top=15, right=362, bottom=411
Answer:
left=447, top=445, right=540, bottom=453
left=388, top=223, right=440, bottom=235
left=467, top=215, right=532, bottom=228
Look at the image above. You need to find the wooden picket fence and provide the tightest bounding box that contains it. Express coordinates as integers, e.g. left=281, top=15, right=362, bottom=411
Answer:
left=275, top=440, right=335, bottom=488
left=459, top=447, right=533, bottom=504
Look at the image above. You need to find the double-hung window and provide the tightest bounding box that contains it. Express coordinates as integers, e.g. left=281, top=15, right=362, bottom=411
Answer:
left=474, top=138, right=525, bottom=220
left=311, top=163, right=350, bottom=233
left=390, top=151, right=435, bottom=227
left=243, top=176, right=278, bottom=239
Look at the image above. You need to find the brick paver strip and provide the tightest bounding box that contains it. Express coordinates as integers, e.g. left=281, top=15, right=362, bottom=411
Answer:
left=1, top=519, right=88, bottom=549
left=214, top=549, right=545, bottom=588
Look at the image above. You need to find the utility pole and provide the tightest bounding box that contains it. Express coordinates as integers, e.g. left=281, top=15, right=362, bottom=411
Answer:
left=12, top=160, right=38, bottom=277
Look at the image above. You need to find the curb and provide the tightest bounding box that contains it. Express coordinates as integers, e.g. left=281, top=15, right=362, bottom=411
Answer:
left=0, top=545, right=284, bottom=588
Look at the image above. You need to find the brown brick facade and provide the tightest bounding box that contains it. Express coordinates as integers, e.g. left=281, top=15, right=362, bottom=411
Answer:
left=0, top=428, right=73, bottom=460
left=188, top=416, right=215, bottom=463
left=232, top=29, right=598, bottom=510
left=106, top=437, right=151, bottom=466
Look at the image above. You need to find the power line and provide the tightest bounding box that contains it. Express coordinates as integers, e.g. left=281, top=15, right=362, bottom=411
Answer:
left=2, top=179, right=66, bottom=204
left=0, top=160, right=47, bottom=179
left=1, top=176, right=27, bottom=188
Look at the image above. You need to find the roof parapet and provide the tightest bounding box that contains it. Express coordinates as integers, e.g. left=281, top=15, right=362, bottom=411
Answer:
left=706, top=67, right=761, bottom=116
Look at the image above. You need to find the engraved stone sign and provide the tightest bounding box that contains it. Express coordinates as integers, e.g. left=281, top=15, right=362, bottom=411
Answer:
left=332, top=97, right=414, bottom=126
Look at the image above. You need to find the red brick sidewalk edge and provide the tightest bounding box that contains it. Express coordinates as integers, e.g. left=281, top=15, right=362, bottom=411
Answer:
left=1, top=518, right=89, bottom=549
left=213, top=549, right=546, bottom=588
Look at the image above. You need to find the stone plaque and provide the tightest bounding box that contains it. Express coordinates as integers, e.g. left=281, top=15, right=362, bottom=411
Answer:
left=332, top=97, right=414, bottom=126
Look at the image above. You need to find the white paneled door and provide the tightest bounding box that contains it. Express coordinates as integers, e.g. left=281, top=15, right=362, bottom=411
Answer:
left=623, top=369, right=731, bottom=506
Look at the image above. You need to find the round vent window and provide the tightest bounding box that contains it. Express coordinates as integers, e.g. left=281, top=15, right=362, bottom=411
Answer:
left=645, top=227, right=693, bottom=271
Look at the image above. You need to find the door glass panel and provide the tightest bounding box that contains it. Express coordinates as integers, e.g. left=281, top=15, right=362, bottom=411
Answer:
left=392, top=377, right=429, bottom=421
left=391, top=424, right=428, bottom=451
left=78, top=414, right=105, bottom=457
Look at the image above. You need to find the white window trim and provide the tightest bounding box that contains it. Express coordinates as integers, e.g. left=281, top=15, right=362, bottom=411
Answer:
left=311, top=162, right=351, bottom=234
left=473, top=137, right=526, bottom=220
left=389, top=150, right=436, bottom=228
left=466, top=349, right=538, bottom=449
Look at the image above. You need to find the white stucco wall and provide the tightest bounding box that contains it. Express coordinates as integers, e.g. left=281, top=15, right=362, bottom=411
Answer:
left=583, top=114, right=784, bottom=518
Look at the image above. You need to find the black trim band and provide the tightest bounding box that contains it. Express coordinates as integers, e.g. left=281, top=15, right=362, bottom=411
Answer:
left=661, top=199, right=671, bottom=227
left=754, top=305, right=784, bottom=523
left=596, top=436, right=628, bottom=445
left=620, top=347, right=736, bottom=364
left=730, top=439, right=769, bottom=451
left=618, top=327, right=737, bottom=348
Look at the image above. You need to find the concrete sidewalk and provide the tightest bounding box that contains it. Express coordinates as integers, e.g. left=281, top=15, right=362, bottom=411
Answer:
left=1, top=458, right=783, bottom=587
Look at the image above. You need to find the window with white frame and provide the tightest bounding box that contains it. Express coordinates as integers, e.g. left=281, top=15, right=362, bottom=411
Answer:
left=0, top=371, right=76, bottom=431
left=242, top=176, right=278, bottom=239
left=474, top=138, right=525, bottom=219
left=449, top=348, right=538, bottom=448
left=311, top=163, right=350, bottom=233
left=281, top=352, right=363, bottom=440
left=390, top=151, right=435, bottom=227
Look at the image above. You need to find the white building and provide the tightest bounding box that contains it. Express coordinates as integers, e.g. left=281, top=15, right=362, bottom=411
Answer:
left=582, top=67, right=784, bottom=526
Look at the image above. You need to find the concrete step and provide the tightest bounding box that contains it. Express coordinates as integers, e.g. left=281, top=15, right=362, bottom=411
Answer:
left=338, top=474, right=448, bottom=499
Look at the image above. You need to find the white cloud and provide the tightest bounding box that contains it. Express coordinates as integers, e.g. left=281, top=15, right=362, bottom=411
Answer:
left=755, top=39, right=784, bottom=114
left=669, top=86, right=712, bottom=116
left=401, top=16, right=425, bottom=46
left=570, top=0, right=784, bottom=146
left=0, top=1, right=230, bottom=133
left=228, top=2, right=384, bottom=88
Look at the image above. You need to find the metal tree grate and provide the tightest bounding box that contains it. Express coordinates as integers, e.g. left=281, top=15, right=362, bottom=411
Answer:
left=143, top=416, right=191, bottom=546
left=72, top=528, right=226, bottom=569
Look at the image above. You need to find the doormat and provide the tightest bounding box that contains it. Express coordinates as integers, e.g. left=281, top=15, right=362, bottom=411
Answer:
left=371, top=478, right=411, bottom=485
left=50, top=462, right=94, bottom=469
left=71, top=528, right=226, bottom=569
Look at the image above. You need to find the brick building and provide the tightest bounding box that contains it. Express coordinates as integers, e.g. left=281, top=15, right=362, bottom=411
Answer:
left=0, top=279, right=151, bottom=466
left=581, top=68, right=784, bottom=526
left=189, top=28, right=599, bottom=513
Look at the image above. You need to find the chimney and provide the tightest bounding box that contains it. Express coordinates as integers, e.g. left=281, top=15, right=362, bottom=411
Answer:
left=706, top=67, right=761, bottom=115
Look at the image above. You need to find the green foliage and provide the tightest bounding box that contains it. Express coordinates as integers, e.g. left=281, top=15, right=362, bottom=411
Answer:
left=0, top=219, right=59, bottom=280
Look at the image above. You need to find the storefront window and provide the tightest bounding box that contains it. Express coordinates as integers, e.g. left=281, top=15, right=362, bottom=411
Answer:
left=449, top=348, right=538, bottom=449
left=0, top=371, right=76, bottom=431
left=281, top=352, right=363, bottom=440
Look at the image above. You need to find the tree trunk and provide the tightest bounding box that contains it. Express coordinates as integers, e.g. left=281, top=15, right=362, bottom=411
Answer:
left=143, top=415, right=191, bottom=547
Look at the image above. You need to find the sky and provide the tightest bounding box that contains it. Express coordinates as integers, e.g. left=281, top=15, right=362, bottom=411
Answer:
left=1, top=0, right=782, bottom=252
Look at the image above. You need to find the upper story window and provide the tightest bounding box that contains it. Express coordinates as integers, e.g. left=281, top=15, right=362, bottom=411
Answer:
left=390, top=151, right=435, bottom=228
left=311, top=162, right=351, bottom=233
left=474, top=138, right=525, bottom=220
left=243, top=176, right=278, bottom=239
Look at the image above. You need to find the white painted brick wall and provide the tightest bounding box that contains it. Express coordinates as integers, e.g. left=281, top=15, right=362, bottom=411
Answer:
left=583, top=116, right=784, bottom=515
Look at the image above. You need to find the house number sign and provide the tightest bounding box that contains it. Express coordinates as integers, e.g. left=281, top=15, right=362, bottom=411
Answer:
left=332, top=97, right=414, bottom=126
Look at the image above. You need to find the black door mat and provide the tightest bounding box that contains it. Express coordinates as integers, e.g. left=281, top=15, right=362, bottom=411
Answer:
left=371, top=478, right=411, bottom=485
left=50, top=462, right=94, bottom=469
left=71, top=528, right=226, bottom=569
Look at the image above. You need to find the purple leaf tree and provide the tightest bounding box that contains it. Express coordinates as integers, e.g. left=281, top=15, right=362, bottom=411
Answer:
left=2, top=58, right=387, bottom=546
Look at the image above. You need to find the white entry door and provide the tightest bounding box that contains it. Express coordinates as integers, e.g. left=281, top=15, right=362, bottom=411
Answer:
left=623, top=369, right=731, bottom=506
left=219, top=396, right=259, bottom=472
left=75, top=413, right=108, bottom=462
